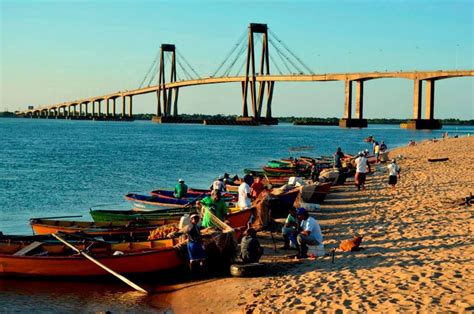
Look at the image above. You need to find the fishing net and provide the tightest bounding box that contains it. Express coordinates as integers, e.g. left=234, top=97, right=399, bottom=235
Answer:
left=174, top=209, right=238, bottom=272
left=250, top=191, right=275, bottom=230
left=147, top=223, right=180, bottom=240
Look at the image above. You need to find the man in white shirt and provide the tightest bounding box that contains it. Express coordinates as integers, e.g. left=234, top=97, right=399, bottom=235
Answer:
left=354, top=152, right=368, bottom=191
left=238, top=181, right=252, bottom=209
left=295, top=207, right=323, bottom=258
left=211, top=175, right=226, bottom=194
left=387, top=159, right=401, bottom=189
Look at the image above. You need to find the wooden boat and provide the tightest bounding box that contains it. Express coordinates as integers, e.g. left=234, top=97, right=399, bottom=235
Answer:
left=300, top=182, right=332, bottom=204
left=271, top=187, right=301, bottom=207
left=90, top=207, right=253, bottom=232
left=125, top=193, right=192, bottom=211
left=90, top=207, right=192, bottom=223
left=150, top=189, right=237, bottom=202
left=0, top=235, right=184, bottom=277
left=29, top=218, right=178, bottom=238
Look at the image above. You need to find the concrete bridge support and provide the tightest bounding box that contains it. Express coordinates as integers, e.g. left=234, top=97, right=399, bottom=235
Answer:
left=402, top=79, right=441, bottom=129
left=339, top=80, right=367, bottom=128
left=112, top=98, right=116, bottom=118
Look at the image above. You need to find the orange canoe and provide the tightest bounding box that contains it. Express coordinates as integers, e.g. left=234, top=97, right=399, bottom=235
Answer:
left=0, top=237, right=184, bottom=277
left=30, top=218, right=179, bottom=237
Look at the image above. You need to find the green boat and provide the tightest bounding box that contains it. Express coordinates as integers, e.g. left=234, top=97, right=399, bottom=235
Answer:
left=89, top=207, right=193, bottom=223
left=267, top=160, right=292, bottom=168
left=243, top=168, right=294, bottom=177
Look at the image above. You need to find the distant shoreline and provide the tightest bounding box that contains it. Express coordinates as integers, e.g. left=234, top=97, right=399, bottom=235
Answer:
left=1, top=112, right=473, bottom=125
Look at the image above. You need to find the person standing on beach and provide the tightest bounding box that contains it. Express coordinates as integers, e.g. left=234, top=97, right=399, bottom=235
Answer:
left=174, top=178, right=188, bottom=198
left=387, top=159, right=401, bottom=189
left=373, top=142, right=380, bottom=163
left=182, top=213, right=206, bottom=273
left=211, top=175, right=226, bottom=194
left=354, top=152, right=368, bottom=191
left=238, top=178, right=252, bottom=209
left=250, top=176, right=265, bottom=199
left=200, top=190, right=228, bottom=228
left=334, top=147, right=345, bottom=169
left=295, top=208, right=323, bottom=258
left=380, top=141, right=387, bottom=152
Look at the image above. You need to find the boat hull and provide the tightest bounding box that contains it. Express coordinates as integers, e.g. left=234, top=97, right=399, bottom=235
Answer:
left=0, top=248, right=183, bottom=277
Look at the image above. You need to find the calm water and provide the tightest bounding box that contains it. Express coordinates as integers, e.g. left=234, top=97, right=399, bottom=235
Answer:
left=1, top=117, right=472, bottom=310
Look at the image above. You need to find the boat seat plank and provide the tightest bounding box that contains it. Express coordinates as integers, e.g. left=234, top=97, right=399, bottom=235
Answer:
left=13, top=241, right=44, bottom=256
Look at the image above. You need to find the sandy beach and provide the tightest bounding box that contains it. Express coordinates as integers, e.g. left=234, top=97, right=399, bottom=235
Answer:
left=152, top=136, right=474, bottom=313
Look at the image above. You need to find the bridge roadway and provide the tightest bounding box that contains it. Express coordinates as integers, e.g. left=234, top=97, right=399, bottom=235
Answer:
left=18, top=70, right=473, bottom=115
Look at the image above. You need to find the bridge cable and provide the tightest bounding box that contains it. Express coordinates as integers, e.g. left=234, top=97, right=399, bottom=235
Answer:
left=269, top=29, right=314, bottom=74
left=176, top=49, right=200, bottom=79
left=220, top=39, right=246, bottom=77
left=139, top=50, right=160, bottom=88
left=222, top=38, right=250, bottom=77
left=269, top=54, right=283, bottom=75
left=177, top=58, right=194, bottom=81
left=211, top=30, right=247, bottom=77
left=269, top=39, right=295, bottom=74
left=269, top=38, right=307, bottom=74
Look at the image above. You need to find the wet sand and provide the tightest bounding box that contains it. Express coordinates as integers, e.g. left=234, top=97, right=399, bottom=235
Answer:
left=152, top=136, right=474, bottom=313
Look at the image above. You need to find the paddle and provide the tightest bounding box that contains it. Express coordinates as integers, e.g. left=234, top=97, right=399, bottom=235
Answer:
left=52, top=233, right=148, bottom=294
left=183, top=193, right=207, bottom=208
left=30, top=215, right=83, bottom=220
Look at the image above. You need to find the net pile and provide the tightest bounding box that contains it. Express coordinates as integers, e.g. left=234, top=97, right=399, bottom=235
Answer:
left=147, top=223, right=179, bottom=240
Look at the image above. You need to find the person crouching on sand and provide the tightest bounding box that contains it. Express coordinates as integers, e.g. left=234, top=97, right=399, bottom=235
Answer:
left=387, top=159, right=401, bottom=189
left=240, top=228, right=263, bottom=263
left=281, top=207, right=298, bottom=250
left=295, top=208, right=323, bottom=259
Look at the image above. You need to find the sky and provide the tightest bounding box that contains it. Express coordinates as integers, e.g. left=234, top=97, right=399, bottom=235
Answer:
left=1, top=0, right=473, bottom=119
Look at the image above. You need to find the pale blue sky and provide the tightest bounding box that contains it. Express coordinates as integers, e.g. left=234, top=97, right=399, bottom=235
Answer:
left=1, top=0, right=473, bottom=118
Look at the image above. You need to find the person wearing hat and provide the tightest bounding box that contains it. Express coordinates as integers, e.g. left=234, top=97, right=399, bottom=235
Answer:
left=211, top=175, right=226, bottom=194
left=181, top=213, right=206, bottom=273
left=200, top=190, right=228, bottom=228
left=387, top=159, right=401, bottom=189
left=295, top=208, right=323, bottom=259
left=174, top=178, right=188, bottom=198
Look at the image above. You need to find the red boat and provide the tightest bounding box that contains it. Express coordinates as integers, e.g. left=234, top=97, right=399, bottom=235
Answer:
left=0, top=237, right=183, bottom=277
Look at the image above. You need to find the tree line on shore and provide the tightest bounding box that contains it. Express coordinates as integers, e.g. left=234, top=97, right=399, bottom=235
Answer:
left=2, top=111, right=473, bottom=125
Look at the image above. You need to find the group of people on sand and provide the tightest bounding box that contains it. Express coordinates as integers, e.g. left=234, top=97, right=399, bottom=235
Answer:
left=333, top=139, right=400, bottom=191
left=281, top=207, right=323, bottom=259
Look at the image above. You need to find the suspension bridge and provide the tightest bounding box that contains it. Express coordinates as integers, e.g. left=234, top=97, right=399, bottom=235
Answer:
left=16, top=23, right=474, bottom=129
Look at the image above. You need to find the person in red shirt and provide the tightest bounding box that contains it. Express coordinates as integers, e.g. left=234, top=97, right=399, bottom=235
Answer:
left=250, top=176, right=265, bottom=199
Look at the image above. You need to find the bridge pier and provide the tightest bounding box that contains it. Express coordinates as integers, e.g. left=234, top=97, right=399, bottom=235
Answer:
left=401, top=79, right=441, bottom=129
left=339, top=80, right=367, bottom=128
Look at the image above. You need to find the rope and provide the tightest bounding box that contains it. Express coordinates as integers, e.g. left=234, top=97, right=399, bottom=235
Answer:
left=269, top=38, right=305, bottom=74
left=203, top=208, right=233, bottom=232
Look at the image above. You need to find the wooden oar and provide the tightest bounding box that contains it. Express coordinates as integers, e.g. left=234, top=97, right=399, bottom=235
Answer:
left=184, top=193, right=206, bottom=208
left=30, top=215, right=83, bottom=220
left=52, top=233, right=148, bottom=294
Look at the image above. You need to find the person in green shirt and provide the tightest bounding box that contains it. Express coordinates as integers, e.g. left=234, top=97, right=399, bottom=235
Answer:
left=281, top=207, right=298, bottom=250
left=174, top=179, right=188, bottom=198
left=200, top=190, right=228, bottom=228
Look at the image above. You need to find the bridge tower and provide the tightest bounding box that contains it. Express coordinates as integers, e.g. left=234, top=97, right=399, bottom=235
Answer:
left=239, top=23, right=276, bottom=124
left=156, top=44, right=179, bottom=119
